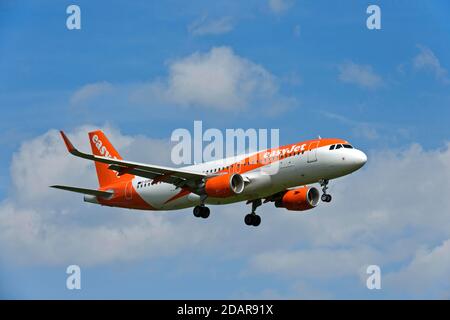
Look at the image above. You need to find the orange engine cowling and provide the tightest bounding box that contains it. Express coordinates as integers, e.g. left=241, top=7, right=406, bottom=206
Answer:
left=205, top=173, right=245, bottom=198
left=275, top=186, right=320, bottom=211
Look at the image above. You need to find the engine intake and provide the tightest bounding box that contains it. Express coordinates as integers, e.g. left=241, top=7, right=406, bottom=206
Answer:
left=205, top=173, right=245, bottom=198
left=275, top=186, right=320, bottom=211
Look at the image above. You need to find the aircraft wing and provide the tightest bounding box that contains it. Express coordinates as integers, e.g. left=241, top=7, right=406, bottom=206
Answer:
left=59, top=131, right=206, bottom=186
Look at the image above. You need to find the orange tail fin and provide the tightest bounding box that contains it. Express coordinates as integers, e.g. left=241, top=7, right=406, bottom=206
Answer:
left=88, top=130, right=132, bottom=187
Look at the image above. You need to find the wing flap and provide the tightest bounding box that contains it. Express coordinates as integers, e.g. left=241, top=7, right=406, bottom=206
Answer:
left=107, top=165, right=185, bottom=186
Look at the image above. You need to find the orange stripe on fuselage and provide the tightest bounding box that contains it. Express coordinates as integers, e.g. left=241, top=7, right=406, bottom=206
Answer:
left=212, top=138, right=347, bottom=176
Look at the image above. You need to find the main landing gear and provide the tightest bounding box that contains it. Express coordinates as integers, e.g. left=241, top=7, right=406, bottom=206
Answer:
left=244, top=199, right=262, bottom=227
left=193, top=205, right=210, bottom=219
left=319, top=179, right=332, bottom=203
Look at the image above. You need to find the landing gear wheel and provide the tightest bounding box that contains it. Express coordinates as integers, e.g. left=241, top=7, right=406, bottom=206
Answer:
left=244, top=214, right=261, bottom=227
left=201, top=206, right=210, bottom=219
left=252, top=214, right=261, bottom=227
left=244, top=199, right=263, bottom=227
left=244, top=214, right=254, bottom=226
left=193, top=205, right=210, bottom=218
left=321, top=194, right=332, bottom=202
left=193, top=206, right=202, bottom=217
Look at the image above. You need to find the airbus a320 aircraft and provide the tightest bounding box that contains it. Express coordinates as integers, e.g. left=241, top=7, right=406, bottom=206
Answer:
left=52, top=130, right=367, bottom=227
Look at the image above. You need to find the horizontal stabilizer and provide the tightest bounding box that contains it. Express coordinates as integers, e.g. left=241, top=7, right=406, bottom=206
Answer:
left=50, top=185, right=113, bottom=198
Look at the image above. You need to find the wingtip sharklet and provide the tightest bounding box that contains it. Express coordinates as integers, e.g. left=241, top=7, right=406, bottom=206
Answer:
left=59, top=130, right=76, bottom=153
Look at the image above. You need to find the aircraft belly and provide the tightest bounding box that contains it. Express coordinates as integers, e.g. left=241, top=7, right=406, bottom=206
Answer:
left=136, top=183, right=193, bottom=210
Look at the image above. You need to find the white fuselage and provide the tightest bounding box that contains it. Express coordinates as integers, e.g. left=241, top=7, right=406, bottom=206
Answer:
left=127, top=143, right=367, bottom=210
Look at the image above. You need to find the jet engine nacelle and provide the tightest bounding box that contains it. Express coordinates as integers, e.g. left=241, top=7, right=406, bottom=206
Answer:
left=275, top=186, right=320, bottom=211
left=205, top=173, right=245, bottom=198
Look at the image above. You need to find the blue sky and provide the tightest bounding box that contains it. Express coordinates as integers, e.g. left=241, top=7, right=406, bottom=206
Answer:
left=1, top=0, right=450, bottom=299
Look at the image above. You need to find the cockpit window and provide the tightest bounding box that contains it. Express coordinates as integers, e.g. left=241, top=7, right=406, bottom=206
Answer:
left=343, top=144, right=353, bottom=149
left=329, top=145, right=335, bottom=150
left=336, top=144, right=342, bottom=149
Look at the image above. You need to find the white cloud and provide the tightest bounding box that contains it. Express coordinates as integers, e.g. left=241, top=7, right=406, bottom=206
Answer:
left=338, top=62, right=383, bottom=89
left=0, top=201, right=181, bottom=265
left=268, top=0, right=294, bottom=14
left=1, top=126, right=450, bottom=298
left=244, top=143, right=450, bottom=297
left=385, top=240, right=450, bottom=297
left=70, top=82, right=113, bottom=105
left=250, top=247, right=382, bottom=280
left=413, top=45, right=449, bottom=84
left=71, top=47, right=293, bottom=114
left=188, top=16, right=234, bottom=36
left=162, top=47, right=277, bottom=110
left=0, top=126, right=193, bottom=266
left=321, top=111, right=380, bottom=141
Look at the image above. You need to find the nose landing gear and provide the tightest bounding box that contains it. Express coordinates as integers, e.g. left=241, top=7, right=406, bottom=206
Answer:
left=319, top=179, right=332, bottom=203
left=244, top=199, right=262, bottom=227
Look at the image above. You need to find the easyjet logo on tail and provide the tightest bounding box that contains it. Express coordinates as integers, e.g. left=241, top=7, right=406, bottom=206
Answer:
left=92, top=135, right=118, bottom=160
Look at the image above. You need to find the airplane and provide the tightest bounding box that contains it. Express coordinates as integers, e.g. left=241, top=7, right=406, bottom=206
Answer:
left=51, top=130, right=367, bottom=227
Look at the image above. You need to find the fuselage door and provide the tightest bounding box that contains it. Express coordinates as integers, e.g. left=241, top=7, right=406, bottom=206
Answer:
left=307, top=141, right=319, bottom=163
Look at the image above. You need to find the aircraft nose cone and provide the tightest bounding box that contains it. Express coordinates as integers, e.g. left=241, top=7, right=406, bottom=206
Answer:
left=354, top=150, right=367, bottom=168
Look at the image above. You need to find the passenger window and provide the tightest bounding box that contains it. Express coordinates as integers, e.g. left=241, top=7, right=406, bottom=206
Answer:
left=336, top=144, right=342, bottom=149
left=329, top=145, right=335, bottom=150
